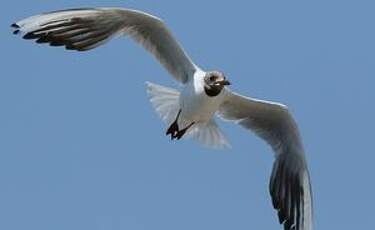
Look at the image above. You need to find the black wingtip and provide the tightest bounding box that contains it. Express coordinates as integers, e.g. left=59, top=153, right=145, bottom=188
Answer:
left=36, top=36, right=49, bottom=44
left=49, top=41, right=65, bottom=47
left=23, top=32, right=39, bottom=40
left=11, top=23, right=21, bottom=35
left=11, top=23, right=20, bottom=28
left=278, top=211, right=286, bottom=224
left=65, top=44, right=77, bottom=50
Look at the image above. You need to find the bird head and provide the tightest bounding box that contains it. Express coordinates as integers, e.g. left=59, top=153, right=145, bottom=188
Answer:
left=204, top=71, right=231, bottom=97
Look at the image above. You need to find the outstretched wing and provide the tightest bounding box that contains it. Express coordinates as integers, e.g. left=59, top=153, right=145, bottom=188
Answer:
left=218, top=90, right=313, bottom=230
left=11, top=8, right=197, bottom=83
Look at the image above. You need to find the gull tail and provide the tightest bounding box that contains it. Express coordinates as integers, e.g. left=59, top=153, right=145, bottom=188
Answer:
left=146, top=82, right=180, bottom=125
left=187, top=119, right=231, bottom=149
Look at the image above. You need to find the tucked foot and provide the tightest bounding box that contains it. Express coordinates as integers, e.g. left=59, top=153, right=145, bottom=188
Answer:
left=166, top=110, right=181, bottom=140
left=175, top=122, right=195, bottom=140
left=166, top=120, right=179, bottom=140
left=165, top=110, right=195, bottom=140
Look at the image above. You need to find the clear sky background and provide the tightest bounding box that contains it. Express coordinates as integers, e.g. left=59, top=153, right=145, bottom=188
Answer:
left=1, top=1, right=374, bottom=229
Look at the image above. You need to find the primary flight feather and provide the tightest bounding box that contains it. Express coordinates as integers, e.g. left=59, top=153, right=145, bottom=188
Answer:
left=12, top=7, right=313, bottom=230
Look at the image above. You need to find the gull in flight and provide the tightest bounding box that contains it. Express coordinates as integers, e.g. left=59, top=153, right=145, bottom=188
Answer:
left=12, top=7, right=313, bottom=230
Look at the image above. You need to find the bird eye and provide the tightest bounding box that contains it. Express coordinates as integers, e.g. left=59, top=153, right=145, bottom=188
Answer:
left=209, top=76, right=216, bottom=81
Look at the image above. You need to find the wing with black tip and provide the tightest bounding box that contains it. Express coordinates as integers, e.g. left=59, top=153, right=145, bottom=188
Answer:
left=12, top=8, right=197, bottom=84
left=218, top=90, right=313, bottom=230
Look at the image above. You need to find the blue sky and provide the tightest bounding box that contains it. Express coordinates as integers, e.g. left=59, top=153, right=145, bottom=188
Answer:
left=1, top=1, right=374, bottom=229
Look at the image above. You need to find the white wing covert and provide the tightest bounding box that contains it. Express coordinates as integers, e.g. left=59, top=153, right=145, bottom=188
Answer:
left=218, top=90, right=313, bottom=230
left=12, top=8, right=197, bottom=83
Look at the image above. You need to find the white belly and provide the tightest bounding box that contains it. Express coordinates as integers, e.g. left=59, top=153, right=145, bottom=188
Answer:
left=179, top=77, right=225, bottom=128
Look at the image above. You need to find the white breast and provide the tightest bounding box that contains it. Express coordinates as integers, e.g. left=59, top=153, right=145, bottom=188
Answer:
left=179, top=70, right=225, bottom=128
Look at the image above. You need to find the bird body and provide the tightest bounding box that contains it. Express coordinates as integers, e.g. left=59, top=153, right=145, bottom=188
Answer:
left=12, top=7, right=313, bottom=230
left=179, top=69, right=226, bottom=126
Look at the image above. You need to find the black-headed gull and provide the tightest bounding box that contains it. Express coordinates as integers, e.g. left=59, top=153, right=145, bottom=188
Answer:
left=12, top=7, right=313, bottom=230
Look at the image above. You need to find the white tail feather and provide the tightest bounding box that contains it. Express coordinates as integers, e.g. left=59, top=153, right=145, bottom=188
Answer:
left=187, top=119, right=231, bottom=149
left=146, top=82, right=180, bottom=125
